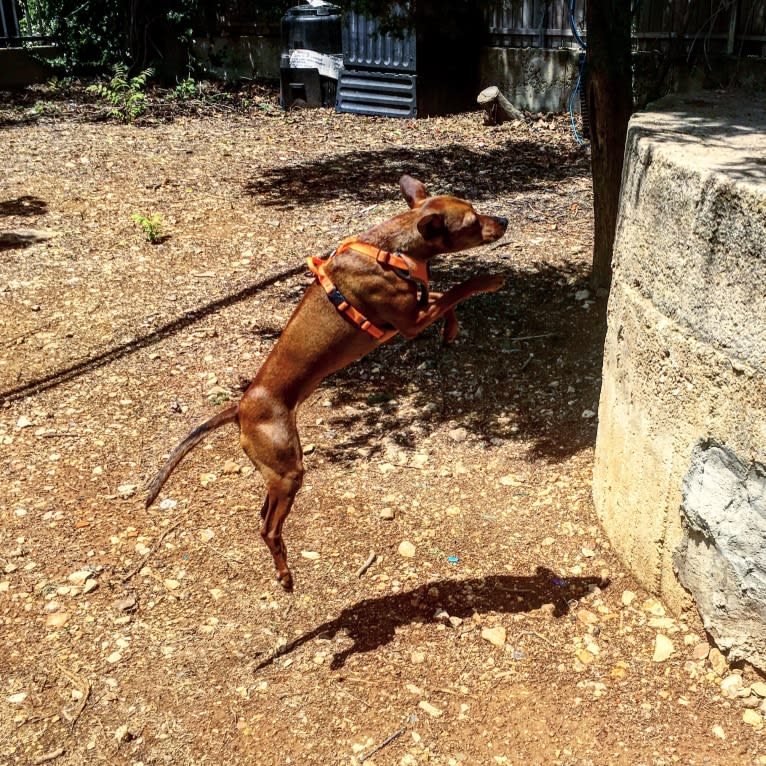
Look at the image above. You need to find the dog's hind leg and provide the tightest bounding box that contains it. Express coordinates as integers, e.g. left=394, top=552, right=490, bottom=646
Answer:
left=238, top=387, right=304, bottom=591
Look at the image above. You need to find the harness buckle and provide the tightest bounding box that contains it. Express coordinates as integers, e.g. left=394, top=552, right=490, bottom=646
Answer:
left=327, top=288, right=347, bottom=308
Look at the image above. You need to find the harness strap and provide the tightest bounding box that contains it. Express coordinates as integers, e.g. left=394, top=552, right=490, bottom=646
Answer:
left=306, top=238, right=431, bottom=340
left=335, top=237, right=430, bottom=306
left=306, top=255, right=386, bottom=339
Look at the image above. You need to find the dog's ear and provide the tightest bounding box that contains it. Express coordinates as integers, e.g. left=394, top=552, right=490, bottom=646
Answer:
left=400, top=175, right=429, bottom=208
left=416, top=212, right=444, bottom=241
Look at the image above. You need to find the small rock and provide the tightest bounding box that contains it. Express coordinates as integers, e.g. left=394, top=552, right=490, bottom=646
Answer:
left=16, top=416, right=33, bottom=429
left=222, top=460, right=241, bottom=475
left=210, top=588, right=224, bottom=600
left=163, top=579, right=180, bottom=590
left=712, top=724, right=726, bottom=740
left=158, top=498, right=177, bottom=511
left=621, top=590, right=636, bottom=606
left=199, top=473, right=217, bottom=487
left=135, top=543, right=151, bottom=556
left=83, top=578, right=98, bottom=594
left=652, top=634, right=675, bottom=662
left=499, top=474, right=521, bottom=486
left=648, top=617, right=677, bottom=630
left=709, top=647, right=728, bottom=675
left=751, top=681, right=766, bottom=698
left=721, top=674, right=744, bottom=698
left=68, top=569, right=92, bottom=586
left=114, top=724, right=130, bottom=742
left=581, top=409, right=596, bottom=419
left=448, top=427, right=468, bottom=443
left=642, top=598, right=666, bottom=617
left=116, top=483, right=137, bottom=498
left=610, top=662, right=628, bottom=679
left=418, top=700, right=443, bottom=718
left=398, top=540, right=416, bottom=558
left=380, top=508, right=396, bottom=520
left=743, top=709, right=764, bottom=729
left=576, top=648, right=595, bottom=665
left=411, top=651, right=425, bottom=664
left=691, top=642, right=710, bottom=661
left=575, top=289, right=591, bottom=301
left=410, top=453, right=429, bottom=468
left=577, top=609, right=599, bottom=626
left=114, top=596, right=137, bottom=612
left=449, top=616, right=463, bottom=628
left=106, top=651, right=122, bottom=664
left=7, top=692, right=27, bottom=704
left=300, top=550, right=320, bottom=560
left=481, top=626, right=506, bottom=647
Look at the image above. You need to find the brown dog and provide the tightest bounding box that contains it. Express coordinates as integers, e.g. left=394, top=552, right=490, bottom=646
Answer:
left=146, top=175, right=507, bottom=590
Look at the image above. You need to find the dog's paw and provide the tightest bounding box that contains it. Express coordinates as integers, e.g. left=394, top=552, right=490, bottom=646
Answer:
left=442, top=310, right=460, bottom=344
left=276, top=570, right=294, bottom=592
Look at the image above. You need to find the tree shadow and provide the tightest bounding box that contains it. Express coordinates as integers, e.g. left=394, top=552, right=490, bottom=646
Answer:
left=254, top=567, right=607, bottom=671
left=245, top=139, right=589, bottom=209
left=315, top=256, right=607, bottom=463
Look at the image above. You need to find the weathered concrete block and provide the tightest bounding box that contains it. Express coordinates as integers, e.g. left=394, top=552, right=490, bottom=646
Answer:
left=674, top=441, right=766, bottom=669
left=479, top=47, right=579, bottom=113
left=593, top=92, right=766, bottom=649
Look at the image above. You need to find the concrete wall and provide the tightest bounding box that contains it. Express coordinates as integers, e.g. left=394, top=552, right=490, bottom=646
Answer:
left=0, top=47, right=58, bottom=88
left=480, top=47, right=580, bottom=113
left=592, top=92, right=766, bottom=629
left=192, top=36, right=282, bottom=82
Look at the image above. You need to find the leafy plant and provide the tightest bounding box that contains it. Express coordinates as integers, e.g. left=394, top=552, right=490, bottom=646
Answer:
left=87, top=64, right=154, bottom=122
left=131, top=212, right=163, bottom=243
left=172, top=76, right=198, bottom=100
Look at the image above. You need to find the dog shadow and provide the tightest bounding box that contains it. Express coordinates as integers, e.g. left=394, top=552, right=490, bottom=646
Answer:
left=254, top=567, right=606, bottom=671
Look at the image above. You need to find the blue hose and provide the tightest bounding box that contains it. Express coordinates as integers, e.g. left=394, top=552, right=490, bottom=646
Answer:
left=567, top=0, right=587, bottom=145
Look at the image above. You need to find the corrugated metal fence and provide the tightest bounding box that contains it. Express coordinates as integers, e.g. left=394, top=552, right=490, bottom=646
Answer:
left=485, top=0, right=766, bottom=56
left=484, top=0, right=583, bottom=48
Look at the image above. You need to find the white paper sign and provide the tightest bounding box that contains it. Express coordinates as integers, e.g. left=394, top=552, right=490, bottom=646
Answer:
left=289, top=49, right=344, bottom=80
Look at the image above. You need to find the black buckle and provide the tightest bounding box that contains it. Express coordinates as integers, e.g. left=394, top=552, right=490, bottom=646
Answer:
left=328, top=288, right=346, bottom=308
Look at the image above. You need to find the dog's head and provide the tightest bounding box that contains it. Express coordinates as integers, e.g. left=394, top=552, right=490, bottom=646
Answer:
left=399, top=174, right=508, bottom=255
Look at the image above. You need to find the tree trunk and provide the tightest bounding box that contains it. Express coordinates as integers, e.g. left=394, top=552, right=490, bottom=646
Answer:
left=585, top=1, right=634, bottom=290
left=477, top=86, right=525, bottom=124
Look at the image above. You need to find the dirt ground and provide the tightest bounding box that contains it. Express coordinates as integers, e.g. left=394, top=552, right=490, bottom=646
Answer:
left=1, top=82, right=765, bottom=766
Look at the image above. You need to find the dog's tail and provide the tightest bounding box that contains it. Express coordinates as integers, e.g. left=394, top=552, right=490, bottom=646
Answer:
left=145, top=404, right=239, bottom=508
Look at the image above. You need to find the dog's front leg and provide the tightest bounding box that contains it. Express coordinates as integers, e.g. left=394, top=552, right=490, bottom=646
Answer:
left=395, top=274, right=504, bottom=340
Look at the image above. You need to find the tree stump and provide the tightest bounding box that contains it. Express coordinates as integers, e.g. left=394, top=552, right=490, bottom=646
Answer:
left=477, top=86, right=524, bottom=125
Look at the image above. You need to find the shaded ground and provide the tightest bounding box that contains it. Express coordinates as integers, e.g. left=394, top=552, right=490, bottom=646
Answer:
left=1, top=83, right=765, bottom=766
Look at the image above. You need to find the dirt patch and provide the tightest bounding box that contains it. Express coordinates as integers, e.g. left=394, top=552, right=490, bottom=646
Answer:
left=1, top=84, right=764, bottom=766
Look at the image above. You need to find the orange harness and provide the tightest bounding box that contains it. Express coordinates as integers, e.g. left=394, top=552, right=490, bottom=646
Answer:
left=307, top=237, right=430, bottom=340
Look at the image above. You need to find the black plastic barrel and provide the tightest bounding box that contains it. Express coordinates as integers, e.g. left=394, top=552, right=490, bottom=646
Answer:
left=282, top=3, right=342, bottom=55
left=280, top=3, right=342, bottom=109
